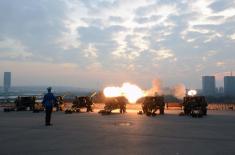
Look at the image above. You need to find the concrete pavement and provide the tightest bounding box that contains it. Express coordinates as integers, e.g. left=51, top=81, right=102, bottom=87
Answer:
left=0, top=109, right=235, bottom=155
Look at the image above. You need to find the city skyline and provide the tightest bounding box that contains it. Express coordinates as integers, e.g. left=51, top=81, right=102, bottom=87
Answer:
left=202, top=76, right=216, bottom=95
left=1, top=71, right=234, bottom=92
left=0, top=0, right=235, bottom=89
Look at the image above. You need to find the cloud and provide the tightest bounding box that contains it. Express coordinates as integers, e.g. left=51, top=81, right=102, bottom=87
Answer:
left=111, top=31, right=150, bottom=61
left=180, top=0, right=235, bottom=44
left=0, top=0, right=235, bottom=88
left=202, top=50, right=218, bottom=61
left=230, top=33, right=235, bottom=40
left=109, top=16, right=125, bottom=23
left=135, top=2, right=179, bottom=17
left=83, top=44, right=98, bottom=58
left=209, top=0, right=235, bottom=12
left=216, top=61, right=226, bottom=67
left=0, top=38, right=32, bottom=59
left=77, top=25, right=125, bottom=44
left=151, top=48, right=175, bottom=61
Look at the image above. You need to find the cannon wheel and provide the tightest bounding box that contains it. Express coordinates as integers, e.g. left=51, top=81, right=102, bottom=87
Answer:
left=101, top=110, right=111, bottom=115
left=86, top=107, right=93, bottom=112
left=146, top=111, right=152, bottom=116
left=151, top=113, right=157, bottom=117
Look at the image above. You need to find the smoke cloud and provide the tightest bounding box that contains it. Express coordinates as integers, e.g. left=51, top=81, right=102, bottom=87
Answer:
left=145, top=79, right=186, bottom=99
left=172, top=84, right=186, bottom=99
left=146, top=79, right=163, bottom=96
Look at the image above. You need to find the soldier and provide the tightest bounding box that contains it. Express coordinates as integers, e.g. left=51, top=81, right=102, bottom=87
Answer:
left=42, top=87, right=57, bottom=126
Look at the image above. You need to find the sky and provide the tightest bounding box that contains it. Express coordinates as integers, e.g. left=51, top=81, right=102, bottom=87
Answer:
left=0, top=0, right=235, bottom=89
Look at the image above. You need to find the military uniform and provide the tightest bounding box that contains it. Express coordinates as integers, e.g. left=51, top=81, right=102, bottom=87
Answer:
left=42, top=87, right=57, bottom=126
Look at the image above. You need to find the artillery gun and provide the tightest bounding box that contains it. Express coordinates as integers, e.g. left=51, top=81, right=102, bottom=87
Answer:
left=15, top=96, right=36, bottom=111
left=54, top=96, right=64, bottom=111
left=99, top=96, right=128, bottom=115
left=182, top=96, right=208, bottom=117
left=65, top=92, right=96, bottom=114
left=138, top=96, right=165, bottom=116
left=33, top=95, right=64, bottom=112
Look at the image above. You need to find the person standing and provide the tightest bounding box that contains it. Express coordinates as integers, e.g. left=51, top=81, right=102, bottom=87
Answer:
left=42, top=87, right=57, bottom=126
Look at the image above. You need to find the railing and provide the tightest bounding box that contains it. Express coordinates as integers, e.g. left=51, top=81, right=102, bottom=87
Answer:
left=207, top=103, right=235, bottom=110
left=166, top=103, right=183, bottom=109
left=165, top=103, right=235, bottom=111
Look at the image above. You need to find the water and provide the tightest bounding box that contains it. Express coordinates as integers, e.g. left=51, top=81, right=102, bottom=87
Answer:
left=0, top=86, right=95, bottom=103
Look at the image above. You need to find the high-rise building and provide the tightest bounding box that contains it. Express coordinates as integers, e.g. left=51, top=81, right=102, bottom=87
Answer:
left=224, top=76, right=235, bottom=96
left=202, top=76, right=216, bottom=96
left=218, top=87, right=224, bottom=94
left=4, top=72, right=11, bottom=92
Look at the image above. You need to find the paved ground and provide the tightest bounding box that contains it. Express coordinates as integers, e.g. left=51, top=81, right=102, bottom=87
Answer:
left=0, top=108, right=235, bottom=155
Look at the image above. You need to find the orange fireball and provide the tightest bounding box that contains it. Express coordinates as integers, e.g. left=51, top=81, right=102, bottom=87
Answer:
left=103, top=82, right=145, bottom=103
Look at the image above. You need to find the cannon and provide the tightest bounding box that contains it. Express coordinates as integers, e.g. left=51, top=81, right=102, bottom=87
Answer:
left=71, top=96, right=93, bottom=112
left=182, top=96, right=208, bottom=117
left=33, top=102, right=44, bottom=112
left=54, top=96, right=64, bottom=111
left=15, top=96, right=36, bottom=111
left=32, top=95, right=64, bottom=113
left=65, top=92, right=96, bottom=114
left=138, top=96, right=165, bottom=116
left=99, top=96, right=128, bottom=115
